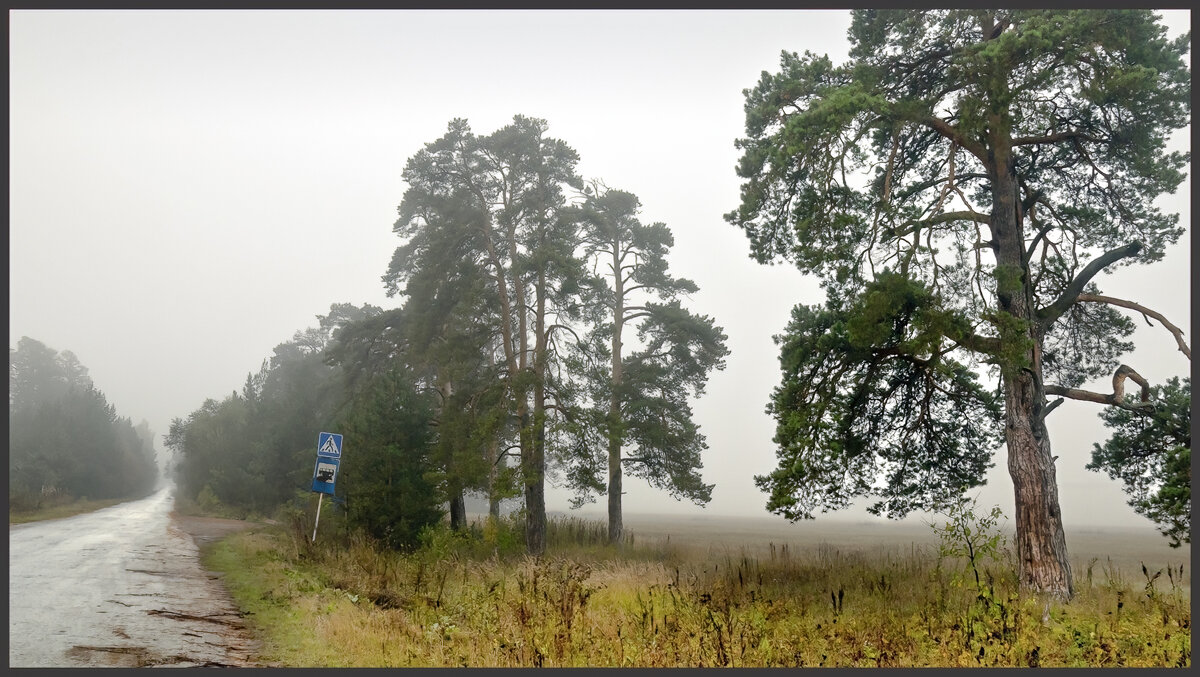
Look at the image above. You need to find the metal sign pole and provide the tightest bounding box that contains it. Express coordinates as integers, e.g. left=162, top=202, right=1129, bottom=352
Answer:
left=312, top=493, right=324, bottom=543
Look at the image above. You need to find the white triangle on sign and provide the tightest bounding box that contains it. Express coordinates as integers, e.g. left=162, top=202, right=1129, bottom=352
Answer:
left=320, top=436, right=340, bottom=455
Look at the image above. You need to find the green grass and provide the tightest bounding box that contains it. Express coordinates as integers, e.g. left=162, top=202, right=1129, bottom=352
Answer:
left=199, top=514, right=1190, bottom=667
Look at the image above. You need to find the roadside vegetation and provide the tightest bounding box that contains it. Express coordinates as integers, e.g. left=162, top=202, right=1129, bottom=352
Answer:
left=200, top=503, right=1189, bottom=668
left=159, top=12, right=1189, bottom=667
left=8, top=495, right=139, bottom=525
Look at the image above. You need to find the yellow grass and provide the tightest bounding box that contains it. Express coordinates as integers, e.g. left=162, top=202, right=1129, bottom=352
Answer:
left=201, top=512, right=1190, bottom=667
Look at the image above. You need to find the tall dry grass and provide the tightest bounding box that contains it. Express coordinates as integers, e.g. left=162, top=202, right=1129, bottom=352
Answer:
left=202, top=510, right=1190, bottom=667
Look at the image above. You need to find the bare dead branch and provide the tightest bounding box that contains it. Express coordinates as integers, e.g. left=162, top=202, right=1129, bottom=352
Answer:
left=1076, top=293, right=1191, bottom=360
left=1044, top=364, right=1154, bottom=413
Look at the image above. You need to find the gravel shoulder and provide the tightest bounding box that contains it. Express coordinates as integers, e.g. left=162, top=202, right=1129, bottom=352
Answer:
left=164, top=511, right=268, bottom=667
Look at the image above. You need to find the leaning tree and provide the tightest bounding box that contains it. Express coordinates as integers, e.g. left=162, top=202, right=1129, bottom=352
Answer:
left=727, top=9, right=1189, bottom=599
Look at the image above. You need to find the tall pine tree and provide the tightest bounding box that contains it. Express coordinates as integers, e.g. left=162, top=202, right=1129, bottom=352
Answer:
left=727, top=10, right=1189, bottom=598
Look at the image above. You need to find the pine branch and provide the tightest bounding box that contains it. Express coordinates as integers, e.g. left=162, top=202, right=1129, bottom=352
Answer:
left=921, top=117, right=987, bottom=163
left=1037, top=242, right=1142, bottom=330
left=1075, top=293, right=1191, bottom=360
left=1012, top=130, right=1102, bottom=146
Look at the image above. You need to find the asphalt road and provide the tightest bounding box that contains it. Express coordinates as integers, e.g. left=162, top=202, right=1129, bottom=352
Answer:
left=8, top=485, right=257, bottom=667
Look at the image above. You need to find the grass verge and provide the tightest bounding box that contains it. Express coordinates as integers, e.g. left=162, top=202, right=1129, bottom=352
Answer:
left=199, top=514, right=1190, bottom=667
left=9, top=496, right=134, bottom=525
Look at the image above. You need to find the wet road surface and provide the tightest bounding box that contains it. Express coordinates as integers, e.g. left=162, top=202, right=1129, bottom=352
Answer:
left=8, top=486, right=258, bottom=667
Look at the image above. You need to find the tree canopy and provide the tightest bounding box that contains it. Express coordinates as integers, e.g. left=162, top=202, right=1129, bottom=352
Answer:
left=564, top=183, right=728, bottom=542
left=728, top=9, right=1190, bottom=598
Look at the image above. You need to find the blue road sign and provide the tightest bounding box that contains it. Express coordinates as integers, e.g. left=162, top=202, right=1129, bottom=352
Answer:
left=317, top=432, right=343, bottom=459
left=311, top=456, right=339, bottom=495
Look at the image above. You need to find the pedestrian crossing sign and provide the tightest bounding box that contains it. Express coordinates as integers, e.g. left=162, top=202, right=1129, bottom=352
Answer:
left=317, top=432, right=343, bottom=459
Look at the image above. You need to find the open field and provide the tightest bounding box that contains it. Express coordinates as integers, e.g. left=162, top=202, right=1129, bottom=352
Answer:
left=196, top=509, right=1190, bottom=668
left=600, top=512, right=1191, bottom=578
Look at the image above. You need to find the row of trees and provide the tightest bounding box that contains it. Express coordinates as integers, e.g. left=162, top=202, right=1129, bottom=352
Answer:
left=729, top=9, right=1190, bottom=599
left=168, top=10, right=1187, bottom=588
left=165, top=305, right=376, bottom=517
left=164, top=302, right=449, bottom=549
left=369, top=116, right=729, bottom=552
left=9, top=337, right=159, bottom=509
left=167, top=117, right=728, bottom=553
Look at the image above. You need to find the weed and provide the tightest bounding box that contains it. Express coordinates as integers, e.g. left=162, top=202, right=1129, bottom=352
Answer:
left=199, top=516, right=1190, bottom=668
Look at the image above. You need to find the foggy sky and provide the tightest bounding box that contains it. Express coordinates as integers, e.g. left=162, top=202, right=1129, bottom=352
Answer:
left=8, top=10, right=1191, bottom=529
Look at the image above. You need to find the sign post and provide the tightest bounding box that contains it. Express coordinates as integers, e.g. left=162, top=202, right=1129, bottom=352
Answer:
left=310, top=432, right=343, bottom=543
left=312, top=494, right=323, bottom=543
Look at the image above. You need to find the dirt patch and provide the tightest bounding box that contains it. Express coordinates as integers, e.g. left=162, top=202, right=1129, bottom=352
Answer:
left=169, top=511, right=260, bottom=547
left=166, top=511, right=267, bottom=666
left=66, top=644, right=245, bottom=668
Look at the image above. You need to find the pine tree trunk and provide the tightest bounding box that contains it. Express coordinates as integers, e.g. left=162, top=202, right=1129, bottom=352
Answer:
left=525, top=268, right=548, bottom=556
left=1005, top=371, right=1072, bottom=599
left=990, top=143, right=1073, bottom=600
left=608, top=244, right=624, bottom=545
left=442, top=372, right=466, bottom=532
left=488, top=438, right=501, bottom=519
left=518, top=408, right=543, bottom=553
left=525, top=446, right=546, bottom=554
left=608, top=435, right=622, bottom=545
left=449, top=489, right=466, bottom=531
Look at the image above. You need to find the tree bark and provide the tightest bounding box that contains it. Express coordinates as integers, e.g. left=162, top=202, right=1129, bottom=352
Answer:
left=487, top=438, right=501, bottom=518
left=526, top=267, right=549, bottom=556
left=440, top=372, right=467, bottom=532
left=989, top=135, right=1073, bottom=600
left=608, top=241, right=625, bottom=545
left=449, top=489, right=466, bottom=531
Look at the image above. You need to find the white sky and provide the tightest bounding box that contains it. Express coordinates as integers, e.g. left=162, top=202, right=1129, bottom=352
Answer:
left=8, top=10, right=1191, bottom=529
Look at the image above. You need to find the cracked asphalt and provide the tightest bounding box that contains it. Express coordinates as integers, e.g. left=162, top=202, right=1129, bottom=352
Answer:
left=8, top=485, right=259, bottom=667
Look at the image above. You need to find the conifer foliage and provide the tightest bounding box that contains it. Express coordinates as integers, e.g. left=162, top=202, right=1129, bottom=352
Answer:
left=728, top=10, right=1190, bottom=598
left=9, top=337, right=159, bottom=509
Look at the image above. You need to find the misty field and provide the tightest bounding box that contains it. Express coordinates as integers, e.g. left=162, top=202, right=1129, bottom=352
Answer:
left=201, top=510, right=1189, bottom=667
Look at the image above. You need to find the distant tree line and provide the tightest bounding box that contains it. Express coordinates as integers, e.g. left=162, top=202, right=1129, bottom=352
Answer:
left=165, top=115, right=728, bottom=552
left=9, top=337, right=159, bottom=511
left=164, top=305, right=377, bottom=519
